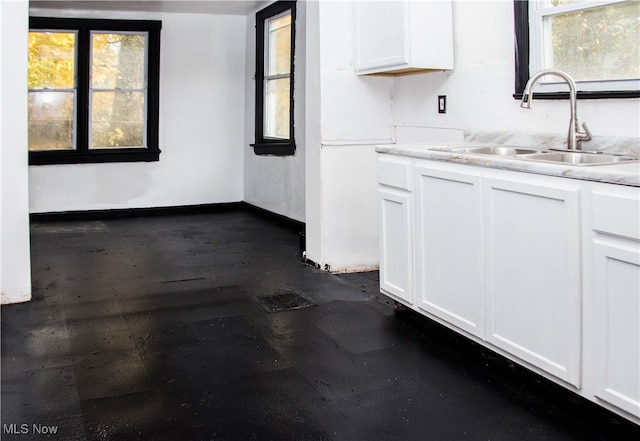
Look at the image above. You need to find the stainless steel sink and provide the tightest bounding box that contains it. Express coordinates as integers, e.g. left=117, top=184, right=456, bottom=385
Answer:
left=438, top=145, right=640, bottom=166
left=519, top=152, right=639, bottom=166
left=450, top=146, right=542, bottom=156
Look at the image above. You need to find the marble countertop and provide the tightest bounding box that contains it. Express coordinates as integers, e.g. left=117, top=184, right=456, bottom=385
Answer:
left=376, top=134, right=640, bottom=187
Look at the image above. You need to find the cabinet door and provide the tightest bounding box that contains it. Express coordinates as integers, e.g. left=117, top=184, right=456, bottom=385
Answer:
left=379, top=187, right=413, bottom=305
left=414, top=164, right=484, bottom=337
left=484, top=176, right=581, bottom=386
left=354, top=1, right=453, bottom=74
left=355, top=1, right=408, bottom=73
left=593, top=239, right=640, bottom=417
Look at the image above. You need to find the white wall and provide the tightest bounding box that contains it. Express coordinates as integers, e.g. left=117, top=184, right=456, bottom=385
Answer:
left=394, top=0, right=640, bottom=141
left=303, top=0, right=391, bottom=272
left=309, top=0, right=639, bottom=273
left=28, top=8, right=247, bottom=213
left=320, top=144, right=379, bottom=272
left=318, top=1, right=394, bottom=145
left=1, top=0, right=32, bottom=304
left=10, top=0, right=638, bottom=287
left=243, top=2, right=306, bottom=223
left=303, top=0, right=322, bottom=266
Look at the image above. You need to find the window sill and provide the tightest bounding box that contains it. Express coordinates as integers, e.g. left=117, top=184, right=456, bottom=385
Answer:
left=513, top=90, right=640, bottom=101
left=252, top=142, right=296, bottom=156
left=29, top=149, right=161, bottom=166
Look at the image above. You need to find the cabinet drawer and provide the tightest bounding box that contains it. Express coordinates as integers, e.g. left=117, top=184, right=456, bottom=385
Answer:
left=592, top=190, right=640, bottom=240
left=378, top=156, right=412, bottom=191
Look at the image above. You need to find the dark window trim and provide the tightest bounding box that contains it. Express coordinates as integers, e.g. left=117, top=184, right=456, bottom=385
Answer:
left=253, top=1, right=296, bottom=156
left=513, top=0, right=640, bottom=101
left=28, top=17, right=162, bottom=165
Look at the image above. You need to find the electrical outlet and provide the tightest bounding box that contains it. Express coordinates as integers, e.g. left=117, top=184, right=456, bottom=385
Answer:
left=438, top=95, right=447, bottom=113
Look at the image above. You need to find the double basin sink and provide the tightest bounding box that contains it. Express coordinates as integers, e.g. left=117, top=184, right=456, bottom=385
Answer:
left=444, top=146, right=639, bottom=166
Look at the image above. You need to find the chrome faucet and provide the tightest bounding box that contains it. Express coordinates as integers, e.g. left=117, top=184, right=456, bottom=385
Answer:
left=520, top=69, right=592, bottom=150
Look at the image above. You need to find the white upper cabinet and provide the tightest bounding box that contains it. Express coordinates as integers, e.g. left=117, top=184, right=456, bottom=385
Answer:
left=355, top=0, right=454, bottom=75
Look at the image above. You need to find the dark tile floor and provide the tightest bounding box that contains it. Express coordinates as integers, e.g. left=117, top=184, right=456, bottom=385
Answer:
left=2, top=209, right=639, bottom=441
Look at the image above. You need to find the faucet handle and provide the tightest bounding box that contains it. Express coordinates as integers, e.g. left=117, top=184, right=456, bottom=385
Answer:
left=579, top=122, right=593, bottom=141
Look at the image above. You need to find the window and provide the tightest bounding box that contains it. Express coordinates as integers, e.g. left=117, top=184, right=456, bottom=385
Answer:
left=253, top=1, right=296, bottom=156
left=514, top=0, right=639, bottom=98
left=28, top=17, right=161, bottom=165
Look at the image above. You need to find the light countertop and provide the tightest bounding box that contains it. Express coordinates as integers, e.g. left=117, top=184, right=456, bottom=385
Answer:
left=376, top=134, right=640, bottom=187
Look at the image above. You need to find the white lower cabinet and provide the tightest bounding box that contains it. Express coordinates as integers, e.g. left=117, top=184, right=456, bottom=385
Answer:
left=590, top=188, right=640, bottom=418
left=593, top=240, right=640, bottom=417
left=377, top=153, right=640, bottom=424
left=414, top=163, right=484, bottom=337
left=378, top=156, right=413, bottom=305
left=483, top=176, right=582, bottom=387
left=379, top=187, right=413, bottom=304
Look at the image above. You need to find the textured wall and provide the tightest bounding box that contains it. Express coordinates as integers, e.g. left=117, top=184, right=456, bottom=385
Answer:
left=28, top=9, right=246, bottom=213
left=394, top=1, right=640, bottom=140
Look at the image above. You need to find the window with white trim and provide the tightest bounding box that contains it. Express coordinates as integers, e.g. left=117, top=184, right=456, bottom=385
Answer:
left=514, top=0, right=639, bottom=97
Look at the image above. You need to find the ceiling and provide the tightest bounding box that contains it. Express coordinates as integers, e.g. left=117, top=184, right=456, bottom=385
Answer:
left=29, top=0, right=269, bottom=15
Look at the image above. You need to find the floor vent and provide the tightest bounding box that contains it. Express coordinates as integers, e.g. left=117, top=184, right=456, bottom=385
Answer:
left=253, top=292, right=316, bottom=313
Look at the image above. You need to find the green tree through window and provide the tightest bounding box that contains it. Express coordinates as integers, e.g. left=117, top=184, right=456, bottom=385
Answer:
left=548, top=1, right=639, bottom=82
left=28, top=31, right=76, bottom=151
left=28, top=17, right=161, bottom=165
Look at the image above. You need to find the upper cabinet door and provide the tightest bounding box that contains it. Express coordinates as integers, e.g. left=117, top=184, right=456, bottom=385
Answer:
left=355, top=1, right=408, bottom=73
left=355, top=0, right=454, bottom=75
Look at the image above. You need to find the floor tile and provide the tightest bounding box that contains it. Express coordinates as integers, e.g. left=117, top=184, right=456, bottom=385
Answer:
left=1, top=209, right=638, bottom=441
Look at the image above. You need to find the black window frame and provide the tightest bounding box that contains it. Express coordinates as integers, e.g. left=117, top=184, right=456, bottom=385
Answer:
left=253, top=1, right=296, bottom=156
left=513, top=0, right=640, bottom=101
left=28, top=17, right=162, bottom=166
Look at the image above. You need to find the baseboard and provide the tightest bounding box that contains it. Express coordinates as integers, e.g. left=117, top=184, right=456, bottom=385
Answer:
left=29, top=201, right=305, bottom=236
left=29, top=202, right=244, bottom=223
left=241, top=202, right=305, bottom=234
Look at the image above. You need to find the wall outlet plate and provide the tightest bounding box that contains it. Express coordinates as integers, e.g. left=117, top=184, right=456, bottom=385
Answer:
left=438, top=95, right=447, bottom=113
